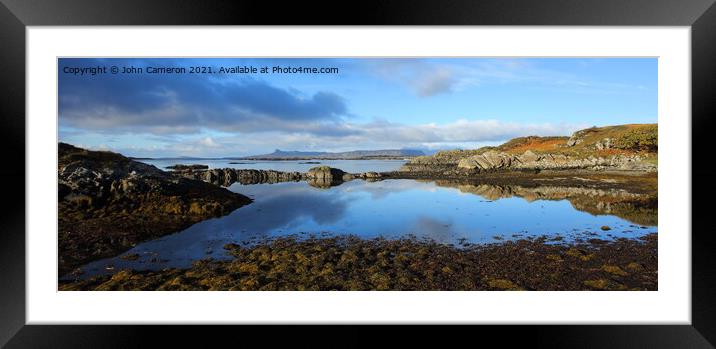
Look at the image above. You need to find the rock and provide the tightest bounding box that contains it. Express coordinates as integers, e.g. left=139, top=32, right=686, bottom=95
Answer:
left=601, top=264, right=628, bottom=276
left=625, top=262, right=644, bottom=272
left=595, top=138, right=612, bottom=150
left=408, top=148, right=656, bottom=174
left=520, top=150, right=539, bottom=163
left=305, top=167, right=347, bottom=188
left=306, top=166, right=346, bottom=181
left=179, top=168, right=303, bottom=186
left=567, top=128, right=594, bottom=146
left=487, top=278, right=520, bottom=290
left=566, top=136, right=583, bottom=147
left=120, top=253, right=140, bottom=261
left=457, top=151, right=515, bottom=171
left=165, top=164, right=208, bottom=171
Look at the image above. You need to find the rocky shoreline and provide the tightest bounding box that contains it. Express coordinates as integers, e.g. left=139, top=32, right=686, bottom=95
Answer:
left=60, top=233, right=657, bottom=291
left=58, top=143, right=252, bottom=275
left=398, top=124, right=658, bottom=175
left=400, top=150, right=656, bottom=174
left=172, top=166, right=384, bottom=188
left=170, top=164, right=656, bottom=192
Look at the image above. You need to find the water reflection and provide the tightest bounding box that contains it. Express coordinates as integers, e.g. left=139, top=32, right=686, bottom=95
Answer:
left=426, top=180, right=658, bottom=226
left=307, top=178, right=343, bottom=189
left=70, top=179, right=657, bottom=279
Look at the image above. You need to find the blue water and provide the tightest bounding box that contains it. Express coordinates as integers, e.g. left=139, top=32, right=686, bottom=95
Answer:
left=138, top=158, right=407, bottom=173
left=69, top=179, right=657, bottom=279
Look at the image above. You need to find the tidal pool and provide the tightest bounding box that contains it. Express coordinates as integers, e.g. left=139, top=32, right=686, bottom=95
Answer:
left=69, top=179, right=657, bottom=279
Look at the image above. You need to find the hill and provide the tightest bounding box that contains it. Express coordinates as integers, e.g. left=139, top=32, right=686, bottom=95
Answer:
left=242, top=148, right=425, bottom=160
left=400, top=124, right=657, bottom=174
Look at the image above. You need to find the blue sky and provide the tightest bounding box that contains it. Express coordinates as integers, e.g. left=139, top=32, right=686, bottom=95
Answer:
left=58, top=57, right=657, bottom=157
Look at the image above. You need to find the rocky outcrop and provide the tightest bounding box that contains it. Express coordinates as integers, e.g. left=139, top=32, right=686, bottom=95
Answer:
left=305, top=166, right=347, bottom=188
left=174, top=165, right=387, bottom=188
left=165, top=164, right=209, bottom=171
left=399, top=149, right=482, bottom=173
left=403, top=149, right=656, bottom=175
left=457, top=150, right=515, bottom=170
left=306, top=166, right=346, bottom=181
left=177, top=168, right=304, bottom=186
left=58, top=143, right=252, bottom=275
left=453, top=150, right=655, bottom=172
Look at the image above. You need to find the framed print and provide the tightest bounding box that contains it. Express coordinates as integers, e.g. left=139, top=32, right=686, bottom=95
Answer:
left=2, top=0, right=716, bottom=347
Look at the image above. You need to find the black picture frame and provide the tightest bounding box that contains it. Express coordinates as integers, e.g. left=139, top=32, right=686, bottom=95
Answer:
left=1, top=0, right=715, bottom=347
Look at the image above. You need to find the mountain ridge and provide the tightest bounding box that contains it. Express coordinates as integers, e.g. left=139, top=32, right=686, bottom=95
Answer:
left=241, top=148, right=425, bottom=160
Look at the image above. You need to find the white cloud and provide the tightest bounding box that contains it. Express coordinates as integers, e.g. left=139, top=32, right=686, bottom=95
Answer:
left=198, top=137, right=220, bottom=147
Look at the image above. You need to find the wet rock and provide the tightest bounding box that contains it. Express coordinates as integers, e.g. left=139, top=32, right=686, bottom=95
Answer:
left=178, top=168, right=304, bottom=186
left=120, top=253, right=140, bottom=261
left=601, top=264, right=628, bottom=276
left=165, top=164, right=208, bottom=171
left=487, top=279, right=520, bottom=290
left=546, top=254, right=563, bottom=262
left=625, top=262, right=644, bottom=272
left=583, top=279, right=627, bottom=290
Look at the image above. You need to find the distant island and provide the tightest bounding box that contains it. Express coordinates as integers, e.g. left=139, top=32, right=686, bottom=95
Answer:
left=240, top=149, right=425, bottom=160
left=130, top=149, right=425, bottom=161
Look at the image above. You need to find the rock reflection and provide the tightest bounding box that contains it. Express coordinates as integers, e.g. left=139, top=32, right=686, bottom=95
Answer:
left=426, top=180, right=658, bottom=226
left=307, top=178, right=343, bottom=189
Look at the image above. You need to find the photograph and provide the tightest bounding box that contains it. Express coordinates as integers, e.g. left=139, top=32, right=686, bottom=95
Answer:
left=56, top=57, right=658, bottom=291
left=3, top=0, right=713, bottom=345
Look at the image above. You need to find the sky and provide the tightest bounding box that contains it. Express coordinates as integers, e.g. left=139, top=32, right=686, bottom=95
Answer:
left=58, top=57, right=657, bottom=158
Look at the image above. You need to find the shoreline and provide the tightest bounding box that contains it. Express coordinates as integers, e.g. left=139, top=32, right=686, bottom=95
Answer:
left=60, top=233, right=658, bottom=291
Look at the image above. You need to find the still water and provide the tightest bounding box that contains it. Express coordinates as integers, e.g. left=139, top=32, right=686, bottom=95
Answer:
left=138, top=159, right=407, bottom=173
left=70, top=179, right=657, bottom=279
